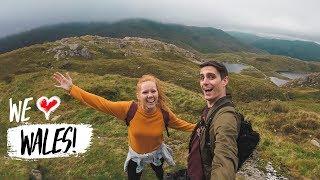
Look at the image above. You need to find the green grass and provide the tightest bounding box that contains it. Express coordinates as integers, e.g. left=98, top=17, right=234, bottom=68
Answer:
left=238, top=100, right=320, bottom=179
left=228, top=74, right=286, bottom=102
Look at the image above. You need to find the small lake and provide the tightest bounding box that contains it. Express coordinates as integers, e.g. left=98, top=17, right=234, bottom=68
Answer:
left=223, top=63, right=248, bottom=73
left=222, top=63, right=310, bottom=87
left=270, top=72, right=310, bottom=86
left=270, top=77, right=289, bottom=86
left=278, top=71, right=308, bottom=80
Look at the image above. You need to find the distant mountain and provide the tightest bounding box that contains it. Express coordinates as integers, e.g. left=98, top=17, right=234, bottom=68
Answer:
left=252, top=39, right=320, bottom=61
left=0, top=19, right=259, bottom=54
left=227, top=31, right=264, bottom=44
left=228, top=31, right=320, bottom=61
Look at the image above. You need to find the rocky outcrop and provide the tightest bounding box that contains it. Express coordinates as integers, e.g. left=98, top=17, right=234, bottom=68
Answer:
left=47, top=42, right=92, bottom=60
left=121, top=36, right=200, bottom=60
left=285, top=73, right=320, bottom=88
left=43, top=35, right=206, bottom=67
left=46, top=35, right=200, bottom=63
left=30, top=169, right=42, bottom=180
left=310, top=138, right=320, bottom=148
left=237, top=151, right=288, bottom=180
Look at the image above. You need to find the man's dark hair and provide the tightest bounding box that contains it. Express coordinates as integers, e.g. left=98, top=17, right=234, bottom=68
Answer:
left=200, top=61, right=229, bottom=79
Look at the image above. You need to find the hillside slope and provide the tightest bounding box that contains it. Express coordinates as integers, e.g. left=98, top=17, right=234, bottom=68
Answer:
left=253, top=39, right=320, bottom=62
left=227, top=31, right=264, bottom=44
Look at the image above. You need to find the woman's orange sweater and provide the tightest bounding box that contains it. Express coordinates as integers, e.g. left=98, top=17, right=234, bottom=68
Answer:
left=70, top=85, right=195, bottom=153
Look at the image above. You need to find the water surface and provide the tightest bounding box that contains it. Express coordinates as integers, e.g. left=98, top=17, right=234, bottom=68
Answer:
left=278, top=71, right=308, bottom=80
left=223, top=63, right=248, bottom=73
left=270, top=77, right=289, bottom=86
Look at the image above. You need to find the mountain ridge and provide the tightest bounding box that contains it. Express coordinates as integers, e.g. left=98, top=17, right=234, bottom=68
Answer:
left=227, top=31, right=320, bottom=61
left=0, top=19, right=261, bottom=55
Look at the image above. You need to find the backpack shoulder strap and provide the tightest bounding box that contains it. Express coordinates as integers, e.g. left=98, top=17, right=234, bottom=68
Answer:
left=161, top=109, right=170, bottom=137
left=125, top=101, right=138, bottom=126
left=205, top=99, right=234, bottom=148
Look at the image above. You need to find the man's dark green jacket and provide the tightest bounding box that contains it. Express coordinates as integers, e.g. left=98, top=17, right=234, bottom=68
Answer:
left=200, top=99, right=241, bottom=180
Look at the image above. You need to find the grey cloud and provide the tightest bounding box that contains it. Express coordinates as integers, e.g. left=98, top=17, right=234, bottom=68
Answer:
left=0, top=0, right=319, bottom=43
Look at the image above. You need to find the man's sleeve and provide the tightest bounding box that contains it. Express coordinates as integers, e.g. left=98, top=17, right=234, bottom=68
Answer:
left=210, top=111, right=240, bottom=180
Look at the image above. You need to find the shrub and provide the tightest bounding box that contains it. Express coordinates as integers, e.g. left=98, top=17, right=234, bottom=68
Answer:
left=295, top=119, right=320, bottom=130
left=89, top=85, right=120, bottom=101
left=270, top=101, right=289, bottom=113
left=2, top=74, right=14, bottom=84
left=60, top=61, right=72, bottom=70
left=267, top=111, right=320, bottom=142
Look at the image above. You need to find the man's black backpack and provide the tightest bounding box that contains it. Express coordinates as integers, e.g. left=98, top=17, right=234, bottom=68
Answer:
left=204, top=98, right=260, bottom=170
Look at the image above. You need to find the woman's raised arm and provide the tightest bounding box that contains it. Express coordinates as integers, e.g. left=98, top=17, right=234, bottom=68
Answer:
left=167, top=110, right=196, bottom=132
left=53, top=72, right=131, bottom=120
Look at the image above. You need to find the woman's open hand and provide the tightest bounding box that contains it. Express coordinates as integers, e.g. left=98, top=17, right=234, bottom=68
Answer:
left=53, top=72, right=73, bottom=91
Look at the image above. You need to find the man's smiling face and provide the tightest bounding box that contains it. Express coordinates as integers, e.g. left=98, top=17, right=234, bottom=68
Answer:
left=200, top=66, right=228, bottom=107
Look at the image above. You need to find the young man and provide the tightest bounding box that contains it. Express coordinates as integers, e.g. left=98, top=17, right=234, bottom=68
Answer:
left=187, top=61, right=240, bottom=180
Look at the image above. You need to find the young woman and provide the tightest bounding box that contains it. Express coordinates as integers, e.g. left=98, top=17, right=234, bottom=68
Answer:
left=53, top=72, right=195, bottom=180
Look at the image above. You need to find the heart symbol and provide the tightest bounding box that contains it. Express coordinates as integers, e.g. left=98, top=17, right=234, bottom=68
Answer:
left=36, top=96, right=61, bottom=120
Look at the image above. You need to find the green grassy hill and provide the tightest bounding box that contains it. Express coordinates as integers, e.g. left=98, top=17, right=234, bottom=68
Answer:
left=227, top=31, right=320, bottom=62
left=0, top=19, right=260, bottom=54
left=227, top=31, right=264, bottom=44
left=0, top=36, right=319, bottom=179
left=253, top=39, right=320, bottom=62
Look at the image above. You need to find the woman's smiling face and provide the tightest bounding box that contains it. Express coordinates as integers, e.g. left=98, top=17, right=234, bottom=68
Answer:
left=138, top=81, right=159, bottom=113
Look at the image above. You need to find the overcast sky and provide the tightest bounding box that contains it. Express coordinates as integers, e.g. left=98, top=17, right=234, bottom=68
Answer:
left=1, top=0, right=319, bottom=43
